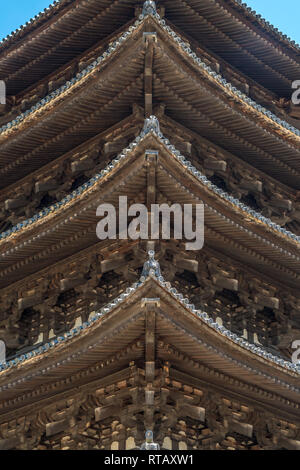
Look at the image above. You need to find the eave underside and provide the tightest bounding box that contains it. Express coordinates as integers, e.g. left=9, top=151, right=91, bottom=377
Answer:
left=0, top=20, right=299, bottom=194
left=1, top=0, right=299, bottom=102
left=0, top=134, right=298, bottom=287
left=0, top=283, right=299, bottom=450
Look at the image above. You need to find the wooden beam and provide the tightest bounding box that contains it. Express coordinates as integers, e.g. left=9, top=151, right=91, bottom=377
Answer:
left=174, top=257, right=199, bottom=273
left=60, top=276, right=85, bottom=292
left=270, top=197, right=292, bottom=211
left=142, top=298, right=159, bottom=382
left=145, top=150, right=158, bottom=209
left=104, top=140, right=128, bottom=156
left=230, top=421, right=253, bottom=438
left=175, top=141, right=192, bottom=156
left=240, top=179, right=263, bottom=193
left=46, top=419, right=68, bottom=437
left=255, top=295, right=279, bottom=310
left=204, top=159, right=227, bottom=172
left=95, top=405, right=117, bottom=422
left=0, top=437, right=19, bottom=451
left=18, top=294, right=42, bottom=310
left=100, top=255, right=129, bottom=274
left=71, top=158, right=94, bottom=173
left=5, top=198, right=27, bottom=210
left=143, top=33, right=156, bottom=117
left=35, top=179, right=59, bottom=193
left=213, top=275, right=239, bottom=291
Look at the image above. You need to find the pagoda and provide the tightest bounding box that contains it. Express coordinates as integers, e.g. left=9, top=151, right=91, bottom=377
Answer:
left=0, top=0, right=299, bottom=451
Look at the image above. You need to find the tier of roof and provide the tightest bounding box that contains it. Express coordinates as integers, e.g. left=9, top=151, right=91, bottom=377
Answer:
left=1, top=109, right=299, bottom=245
left=230, top=0, right=300, bottom=51
left=0, top=120, right=299, bottom=301
left=1, top=0, right=299, bottom=60
left=1, top=12, right=299, bottom=140
left=0, top=1, right=67, bottom=47
left=163, top=0, right=300, bottom=99
left=0, top=13, right=299, bottom=193
left=0, top=254, right=299, bottom=424
left=0, top=1, right=299, bottom=442
left=0, top=117, right=299, bottom=249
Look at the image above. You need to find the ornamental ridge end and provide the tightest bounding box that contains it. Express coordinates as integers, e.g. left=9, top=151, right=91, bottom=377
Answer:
left=142, top=0, right=157, bottom=16
left=141, top=250, right=162, bottom=279
left=142, top=115, right=161, bottom=136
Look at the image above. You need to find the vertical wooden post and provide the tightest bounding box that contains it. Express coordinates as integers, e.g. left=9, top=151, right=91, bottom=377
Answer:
left=142, top=297, right=160, bottom=429
left=143, top=33, right=156, bottom=117
left=145, top=149, right=158, bottom=252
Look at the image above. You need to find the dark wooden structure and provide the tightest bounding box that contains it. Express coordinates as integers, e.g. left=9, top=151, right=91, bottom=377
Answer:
left=0, top=0, right=299, bottom=450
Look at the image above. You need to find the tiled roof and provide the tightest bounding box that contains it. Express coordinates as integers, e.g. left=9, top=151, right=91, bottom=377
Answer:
left=0, top=0, right=72, bottom=49
left=1, top=13, right=299, bottom=142
left=0, top=0, right=299, bottom=56
left=0, top=251, right=299, bottom=382
left=1, top=116, right=299, bottom=253
left=232, top=0, right=300, bottom=52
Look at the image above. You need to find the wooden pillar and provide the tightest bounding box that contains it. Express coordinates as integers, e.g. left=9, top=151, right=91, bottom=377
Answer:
left=145, top=150, right=158, bottom=252
left=143, top=33, right=156, bottom=117
left=142, top=298, right=160, bottom=429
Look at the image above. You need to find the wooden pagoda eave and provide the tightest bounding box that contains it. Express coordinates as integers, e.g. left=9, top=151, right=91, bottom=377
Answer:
left=0, top=110, right=144, bottom=205
left=159, top=113, right=298, bottom=200
left=162, top=0, right=300, bottom=97
left=0, top=0, right=136, bottom=96
left=1, top=15, right=299, bottom=192
left=155, top=79, right=300, bottom=188
left=0, top=73, right=144, bottom=189
left=5, top=12, right=281, bottom=123
left=13, top=17, right=137, bottom=104
left=0, top=237, right=140, bottom=304
left=0, top=277, right=299, bottom=424
left=0, top=0, right=299, bottom=448
left=154, top=143, right=300, bottom=265
left=0, top=40, right=146, bottom=188
left=223, top=0, right=300, bottom=60
left=1, top=112, right=298, bottom=256
left=147, top=27, right=300, bottom=185
left=0, top=0, right=74, bottom=56
left=1, top=0, right=299, bottom=101
left=5, top=10, right=298, bottom=148
left=0, top=236, right=296, bottom=322
left=163, top=17, right=300, bottom=136
left=0, top=134, right=299, bottom=290
left=1, top=113, right=299, bottom=273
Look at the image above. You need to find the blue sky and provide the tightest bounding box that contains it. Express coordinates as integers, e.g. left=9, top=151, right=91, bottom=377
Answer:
left=245, top=0, right=300, bottom=44
left=0, top=0, right=299, bottom=45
